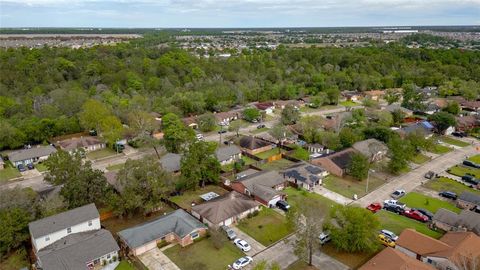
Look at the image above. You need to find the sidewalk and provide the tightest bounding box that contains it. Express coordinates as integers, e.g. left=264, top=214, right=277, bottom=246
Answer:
left=313, top=186, right=353, bottom=205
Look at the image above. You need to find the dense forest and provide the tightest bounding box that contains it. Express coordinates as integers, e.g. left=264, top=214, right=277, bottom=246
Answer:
left=1, top=40, right=480, bottom=150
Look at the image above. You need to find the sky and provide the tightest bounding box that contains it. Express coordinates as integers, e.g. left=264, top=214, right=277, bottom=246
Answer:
left=1, top=0, right=479, bottom=28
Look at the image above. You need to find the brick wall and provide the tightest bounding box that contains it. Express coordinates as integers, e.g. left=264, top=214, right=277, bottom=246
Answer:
left=311, top=158, right=344, bottom=177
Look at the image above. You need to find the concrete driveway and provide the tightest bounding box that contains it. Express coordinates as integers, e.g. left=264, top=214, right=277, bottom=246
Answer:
left=231, top=226, right=266, bottom=256
left=138, top=248, right=180, bottom=270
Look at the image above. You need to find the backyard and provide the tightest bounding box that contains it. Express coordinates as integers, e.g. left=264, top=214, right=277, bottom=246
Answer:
left=169, top=185, right=229, bottom=211
left=255, top=148, right=286, bottom=159
left=447, top=165, right=480, bottom=178
left=376, top=210, right=443, bottom=239
left=398, top=192, right=461, bottom=214
left=258, top=158, right=296, bottom=171
left=164, top=237, right=244, bottom=270
left=322, top=175, right=384, bottom=199
left=237, top=207, right=294, bottom=246
left=425, top=177, right=480, bottom=196
left=87, top=148, right=118, bottom=160
left=439, top=136, right=470, bottom=147
left=410, top=153, right=431, bottom=164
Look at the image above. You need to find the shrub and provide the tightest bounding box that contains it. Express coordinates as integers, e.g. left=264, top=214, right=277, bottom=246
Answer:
left=157, top=240, right=170, bottom=249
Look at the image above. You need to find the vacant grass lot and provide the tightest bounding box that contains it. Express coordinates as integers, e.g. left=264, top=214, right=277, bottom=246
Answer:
left=376, top=210, right=443, bottom=239
left=425, top=177, right=480, bottom=196
left=164, top=237, right=244, bottom=270
left=468, top=154, right=480, bottom=164
left=429, top=144, right=453, bottom=154
left=439, top=136, right=470, bottom=147
left=169, top=185, right=229, bottom=211
left=323, top=175, right=384, bottom=199
left=258, top=158, right=296, bottom=171
left=398, top=192, right=461, bottom=214
left=447, top=165, right=480, bottom=178
left=255, top=148, right=285, bottom=159
left=410, top=153, right=431, bottom=164
left=237, top=207, right=293, bottom=246
left=87, top=148, right=117, bottom=160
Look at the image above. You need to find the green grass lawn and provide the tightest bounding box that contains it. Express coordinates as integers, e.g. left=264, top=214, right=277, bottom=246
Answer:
left=468, top=154, right=480, bottom=164
left=169, top=185, right=229, bottom=211
left=106, top=163, right=125, bottom=171
left=0, top=248, right=29, bottom=270
left=447, top=165, right=480, bottom=178
left=255, top=148, right=285, bottom=159
left=439, top=136, right=470, bottom=147
left=115, top=260, right=135, bottom=270
left=288, top=146, right=310, bottom=161
left=87, top=148, right=118, bottom=160
left=284, top=187, right=338, bottom=211
left=237, top=207, right=294, bottom=246
left=410, top=153, right=431, bottom=164
left=35, top=163, right=48, bottom=172
left=376, top=210, right=443, bottom=239
left=164, top=237, right=244, bottom=270
left=0, top=164, right=21, bottom=182
left=241, top=155, right=256, bottom=165
left=425, top=177, right=480, bottom=196
left=322, top=175, right=384, bottom=199
left=250, top=127, right=269, bottom=134
left=258, top=158, right=296, bottom=171
left=429, top=144, right=453, bottom=154
left=398, top=192, right=461, bottom=214
left=340, top=100, right=358, bottom=107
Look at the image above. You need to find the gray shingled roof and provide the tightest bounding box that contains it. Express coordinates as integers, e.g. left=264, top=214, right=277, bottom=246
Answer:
left=215, top=145, right=241, bottom=162
left=29, top=203, right=99, bottom=239
left=352, top=139, right=388, bottom=159
left=283, top=163, right=325, bottom=185
left=8, top=145, right=57, bottom=163
left=434, top=209, right=480, bottom=235
left=118, top=209, right=206, bottom=249
left=239, top=136, right=271, bottom=150
left=459, top=192, right=480, bottom=205
left=37, top=229, right=119, bottom=270
left=56, top=136, right=103, bottom=151
left=160, top=153, right=182, bottom=172
left=238, top=170, right=285, bottom=202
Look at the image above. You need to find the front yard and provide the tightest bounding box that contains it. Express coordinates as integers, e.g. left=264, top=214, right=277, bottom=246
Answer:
left=398, top=192, right=461, bottom=214
left=114, top=261, right=135, bottom=270
left=410, top=153, right=431, bottom=164
left=284, top=187, right=337, bottom=211
left=169, top=185, right=229, bottom=211
left=164, top=237, right=244, bottom=270
left=0, top=165, right=21, bottom=183
left=439, top=136, right=470, bottom=147
left=376, top=210, right=443, bottom=239
left=322, top=175, right=384, bottom=199
left=237, top=207, right=294, bottom=246
left=86, top=148, right=118, bottom=160
left=425, top=177, right=480, bottom=196
left=429, top=144, right=453, bottom=154
left=447, top=165, right=480, bottom=178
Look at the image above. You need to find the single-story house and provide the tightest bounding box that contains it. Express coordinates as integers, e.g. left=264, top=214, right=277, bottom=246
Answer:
left=160, top=153, right=182, bottom=173
left=214, top=110, right=241, bottom=126
left=363, top=90, right=385, bottom=101
left=182, top=116, right=198, bottom=129
left=215, top=145, right=242, bottom=165
left=432, top=209, right=480, bottom=235
left=254, top=102, right=275, bottom=115
left=310, top=148, right=356, bottom=177
left=55, top=136, right=106, bottom=153
left=0, top=156, right=4, bottom=170
left=420, top=86, right=438, bottom=98
left=398, top=121, right=434, bottom=139
left=396, top=229, right=480, bottom=270
left=384, top=103, right=414, bottom=116
left=191, top=191, right=260, bottom=227
left=460, top=100, right=480, bottom=112
left=305, top=143, right=326, bottom=154
left=342, top=91, right=362, bottom=102
left=283, top=163, right=328, bottom=190
left=274, top=100, right=303, bottom=110
left=231, top=170, right=288, bottom=206
left=456, top=115, right=479, bottom=132
left=352, top=139, right=388, bottom=163
left=359, top=247, right=435, bottom=270
left=8, top=145, right=57, bottom=167
left=239, top=136, right=274, bottom=155
left=456, top=192, right=480, bottom=210
left=118, top=209, right=207, bottom=256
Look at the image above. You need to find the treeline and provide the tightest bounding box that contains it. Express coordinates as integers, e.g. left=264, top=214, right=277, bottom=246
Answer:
left=0, top=42, right=479, bottom=149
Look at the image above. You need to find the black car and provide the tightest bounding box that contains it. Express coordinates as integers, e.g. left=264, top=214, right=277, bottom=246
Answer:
left=218, top=130, right=227, bottom=134
left=276, top=200, right=290, bottom=211
left=463, top=160, right=480, bottom=169
left=17, top=164, right=26, bottom=172
left=412, top=208, right=434, bottom=220
left=462, top=175, right=480, bottom=185
left=257, top=124, right=266, bottom=129
left=452, top=132, right=467, bottom=138
left=27, top=163, right=34, bottom=170
left=383, top=204, right=405, bottom=214
left=439, top=191, right=458, bottom=200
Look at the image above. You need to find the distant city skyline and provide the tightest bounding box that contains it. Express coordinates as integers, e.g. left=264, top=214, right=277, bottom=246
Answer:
left=1, top=0, right=479, bottom=28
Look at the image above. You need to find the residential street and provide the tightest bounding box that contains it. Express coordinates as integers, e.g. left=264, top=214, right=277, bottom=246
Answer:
left=354, top=142, right=479, bottom=207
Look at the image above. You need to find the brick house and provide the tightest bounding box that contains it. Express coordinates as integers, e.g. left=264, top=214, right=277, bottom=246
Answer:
left=239, top=136, right=274, bottom=155
left=254, top=102, right=275, bottom=115
left=231, top=170, right=287, bottom=206
left=282, top=162, right=328, bottom=190
left=456, top=192, right=480, bottom=210
left=118, top=209, right=207, bottom=256
left=359, top=247, right=435, bottom=270
left=310, top=148, right=356, bottom=177
left=55, top=136, right=106, bottom=153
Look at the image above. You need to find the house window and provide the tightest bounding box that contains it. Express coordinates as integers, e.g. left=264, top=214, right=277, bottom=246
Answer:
left=67, top=227, right=72, bottom=234
left=88, top=220, right=92, bottom=226
left=107, top=254, right=111, bottom=259
left=190, top=231, right=199, bottom=239
left=45, top=236, right=50, bottom=241
left=427, top=259, right=432, bottom=264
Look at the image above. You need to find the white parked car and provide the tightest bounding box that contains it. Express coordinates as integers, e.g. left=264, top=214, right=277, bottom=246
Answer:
left=232, top=256, right=253, bottom=269
left=380, top=229, right=398, bottom=241
left=391, top=189, right=406, bottom=199
left=234, top=238, right=251, bottom=252
left=383, top=199, right=406, bottom=209
left=318, top=231, right=331, bottom=245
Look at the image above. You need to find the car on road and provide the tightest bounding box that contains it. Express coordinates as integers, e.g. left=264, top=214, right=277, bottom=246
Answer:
left=412, top=208, right=434, bottom=220
left=221, top=225, right=237, bottom=240
left=463, top=160, right=480, bottom=169
left=378, top=234, right=396, bottom=248
left=276, top=200, right=290, bottom=211
left=27, top=163, right=35, bottom=170
left=391, top=189, right=406, bottom=199
left=232, top=256, right=253, bottom=269
left=424, top=171, right=435, bottom=179
left=366, top=203, right=382, bottom=213
left=218, top=130, right=227, bottom=134
left=439, top=191, right=458, bottom=200
left=383, top=200, right=406, bottom=209
left=383, top=204, right=405, bottom=214
left=403, top=209, right=429, bottom=222
left=318, top=231, right=331, bottom=245
left=234, top=239, right=251, bottom=252
left=257, top=124, right=266, bottom=129
left=380, top=229, right=398, bottom=241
